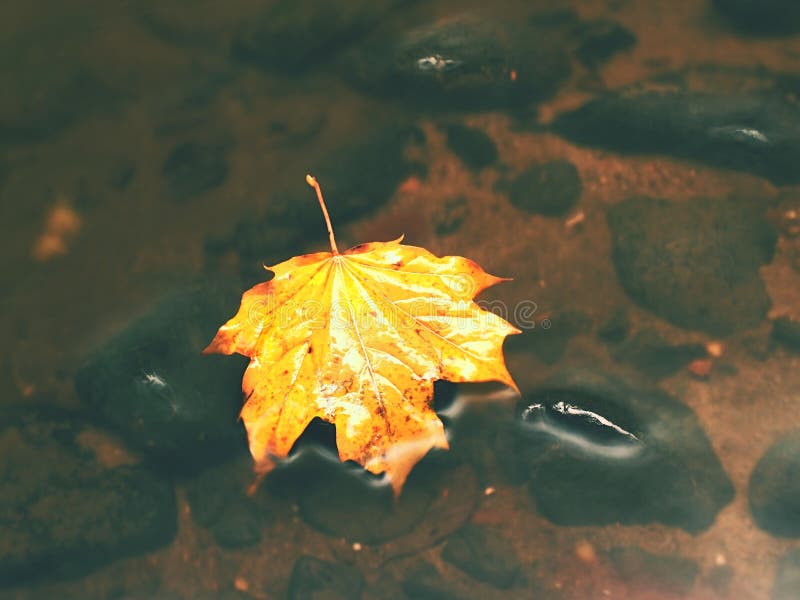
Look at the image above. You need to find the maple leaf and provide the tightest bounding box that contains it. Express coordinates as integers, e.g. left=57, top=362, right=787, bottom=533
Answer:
left=205, top=175, right=519, bottom=494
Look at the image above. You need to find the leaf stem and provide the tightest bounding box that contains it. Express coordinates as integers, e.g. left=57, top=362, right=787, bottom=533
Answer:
left=306, top=174, right=339, bottom=254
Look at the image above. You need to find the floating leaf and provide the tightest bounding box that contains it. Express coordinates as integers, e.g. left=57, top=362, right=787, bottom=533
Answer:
left=205, top=175, right=519, bottom=493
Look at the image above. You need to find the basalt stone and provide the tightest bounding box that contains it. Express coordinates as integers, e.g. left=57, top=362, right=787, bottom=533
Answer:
left=185, top=458, right=266, bottom=549
left=441, top=524, right=521, bottom=589
left=0, top=409, right=177, bottom=587
left=553, top=89, right=800, bottom=185
left=608, top=547, right=699, bottom=597
left=517, top=369, right=734, bottom=531
left=749, top=431, right=800, bottom=537
left=266, top=408, right=478, bottom=548
left=211, top=498, right=263, bottom=549
left=574, top=20, right=637, bottom=69
left=773, top=549, right=800, bottom=600
left=277, top=448, right=447, bottom=544
left=501, top=161, right=582, bottom=217
left=233, top=0, right=408, bottom=74
left=287, top=556, right=364, bottom=600
left=74, top=279, right=249, bottom=473
left=162, top=141, right=229, bottom=202
left=612, top=329, right=706, bottom=380
left=345, top=17, right=571, bottom=109
left=714, top=0, right=800, bottom=35
left=607, top=196, right=776, bottom=336
left=442, top=123, right=498, bottom=170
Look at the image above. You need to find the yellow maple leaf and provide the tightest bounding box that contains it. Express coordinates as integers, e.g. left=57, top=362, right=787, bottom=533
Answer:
left=205, top=175, right=519, bottom=494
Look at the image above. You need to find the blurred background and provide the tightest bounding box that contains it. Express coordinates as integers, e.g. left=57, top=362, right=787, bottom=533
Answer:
left=2, top=0, right=800, bottom=598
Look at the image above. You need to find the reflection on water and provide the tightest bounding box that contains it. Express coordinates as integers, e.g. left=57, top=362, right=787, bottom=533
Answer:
left=2, top=0, right=800, bottom=598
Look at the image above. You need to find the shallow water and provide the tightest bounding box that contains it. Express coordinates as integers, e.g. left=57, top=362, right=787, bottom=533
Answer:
left=2, top=0, right=800, bottom=598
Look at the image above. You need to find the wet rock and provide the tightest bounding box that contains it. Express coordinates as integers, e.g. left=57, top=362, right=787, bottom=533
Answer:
left=773, top=549, right=800, bottom=600
left=233, top=0, right=406, bottom=74
left=402, top=562, right=461, bottom=600
left=608, top=547, right=699, bottom=597
left=185, top=458, right=266, bottom=549
left=74, top=279, right=249, bottom=474
left=0, top=409, right=177, bottom=587
left=714, top=0, right=800, bottom=35
left=287, top=556, right=364, bottom=600
left=162, top=141, right=229, bottom=202
left=597, top=307, right=630, bottom=344
left=517, top=369, right=734, bottom=531
left=442, top=524, right=521, bottom=589
left=504, top=310, right=591, bottom=364
left=607, top=196, right=776, bottom=336
left=773, top=316, right=800, bottom=353
left=345, top=16, right=571, bottom=109
left=749, top=430, right=800, bottom=537
left=211, top=498, right=262, bottom=549
left=442, top=123, right=498, bottom=170
left=574, top=20, right=637, bottom=69
left=206, top=125, right=425, bottom=280
left=612, top=329, right=706, bottom=380
left=553, top=89, right=800, bottom=185
left=500, top=161, right=582, bottom=217
left=274, top=447, right=453, bottom=544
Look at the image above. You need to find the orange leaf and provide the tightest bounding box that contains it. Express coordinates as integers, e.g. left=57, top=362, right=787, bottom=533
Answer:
left=205, top=176, right=519, bottom=494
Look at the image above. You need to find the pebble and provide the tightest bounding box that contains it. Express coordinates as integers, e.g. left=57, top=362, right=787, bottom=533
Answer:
left=607, top=196, right=776, bottom=335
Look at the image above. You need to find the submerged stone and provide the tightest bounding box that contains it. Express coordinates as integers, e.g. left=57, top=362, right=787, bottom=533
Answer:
left=0, top=409, right=176, bottom=587
left=206, top=125, right=425, bottom=280
left=272, top=447, right=464, bottom=544
left=0, top=38, right=115, bottom=143
left=517, top=369, right=734, bottom=531
left=345, top=16, right=571, bottom=109
left=162, top=141, right=229, bottom=202
left=612, top=329, right=706, bottom=380
left=287, top=556, right=364, bottom=600
left=773, top=316, right=800, bottom=353
left=233, top=0, right=407, bottom=74
left=553, top=89, right=800, bottom=185
left=503, top=310, right=591, bottom=364
left=74, top=279, right=249, bottom=473
left=607, top=196, right=776, bottom=336
left=749, top=431, right=800, bottom=538
left=185, top=458, right=268, bottom=549
left=442, top=123, right=498, bottom=170
left=574, top=19, right=637, bottom=69
left=501, top=160, right=582, bottom=217
left=442, top=524, right=521, bottom=589
left=713, top=0, right=800, bottom=34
